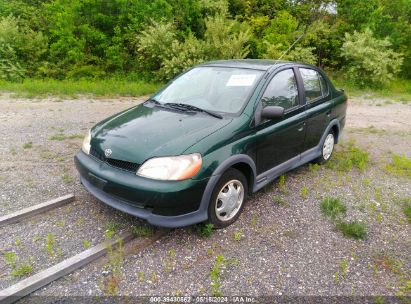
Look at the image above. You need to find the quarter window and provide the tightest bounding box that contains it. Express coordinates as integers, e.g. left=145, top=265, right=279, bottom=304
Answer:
left=261, top=69, right=299, bottom=111
left=299, top=68, right=328, bottom=102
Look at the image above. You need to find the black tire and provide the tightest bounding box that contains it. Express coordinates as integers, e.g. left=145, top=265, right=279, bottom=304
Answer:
left=315, top=130, right=335, bottom=164
left=208, top=168, right=248, bottom=229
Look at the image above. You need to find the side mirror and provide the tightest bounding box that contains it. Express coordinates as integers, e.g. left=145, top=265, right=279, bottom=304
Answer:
left=261, top=106, right=285, bottom=120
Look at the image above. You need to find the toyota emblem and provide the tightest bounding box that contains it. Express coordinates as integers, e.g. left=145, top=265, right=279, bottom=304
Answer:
left=104, top=148, right=112, bottom=158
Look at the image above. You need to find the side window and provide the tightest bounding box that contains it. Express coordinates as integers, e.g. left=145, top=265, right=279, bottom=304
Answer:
left=319, top=72, right=328, bottom=96
left=299, top=68, right=327, bottom=103
left=261, top=69, right=299, bottom=111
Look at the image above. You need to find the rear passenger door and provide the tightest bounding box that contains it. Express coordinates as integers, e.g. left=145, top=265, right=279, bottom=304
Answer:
left=298, top=68, right=331, bottom=151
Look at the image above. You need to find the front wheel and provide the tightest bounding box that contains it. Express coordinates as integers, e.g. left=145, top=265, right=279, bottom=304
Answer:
left=208, top=168, right=248, bottom=228
left=315, top=131, right=335, bottom=164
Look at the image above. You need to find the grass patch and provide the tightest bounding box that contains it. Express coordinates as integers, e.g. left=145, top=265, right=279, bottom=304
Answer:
left=195, top=223, right=214, bottom=237
left=0, top=78, right=161, bottom=98
left=210, top=255, right=225, bottom=296
left=22, top=142, right=33, bottom=149
left=131, top=225, right=155, bottom=237
left=320, top=197, right=347, bottom=220
left=4, top=252, right=16, bottom=265
left=399, top=197, right=411, bottom=223
left=233, top=230, right=243, bottom=241
left=4, top=252, right=34, bottom=278
left=11, top=263, right=33, bottom=278
left=332, top=77, right=411, bottom=102
left=105, top=221, right=120, bottom=238
left=67, top=134, right=84, bottom=139
left=49, top=134, right=66, bottom=141
left=82, top=240, right=91, bottom=249
left=300, top=186, right=309, bottom=198
left=385, top=154, right=411, bottom=178
left=335, top=221, right=367, bottom=240
left=327, top=141, right=369, bottom=171
left=62, top=173, right=73, bottom=184
left=44, top=233, right=60, bottom=256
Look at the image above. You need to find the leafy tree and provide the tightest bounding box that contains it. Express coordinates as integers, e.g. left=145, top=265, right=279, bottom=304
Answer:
left=134, top=14, right=250, bottom=81
left=0, top=15, right=47, bottom=80
left=341, top=29, right=403, bottom=87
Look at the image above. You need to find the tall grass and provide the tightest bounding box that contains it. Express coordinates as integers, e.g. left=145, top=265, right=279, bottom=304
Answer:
left=0, top=78, right=161, bottom=98
left=331, top=76, right=411, bottom=102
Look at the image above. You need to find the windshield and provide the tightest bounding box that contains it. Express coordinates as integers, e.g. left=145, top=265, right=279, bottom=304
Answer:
left=153, top=67, right=264, bottom=114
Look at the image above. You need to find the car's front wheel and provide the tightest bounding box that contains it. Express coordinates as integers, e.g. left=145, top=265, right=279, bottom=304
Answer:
left=208, top=168, right=248, bottom=228
left=315, top=130, right=335, bottom=164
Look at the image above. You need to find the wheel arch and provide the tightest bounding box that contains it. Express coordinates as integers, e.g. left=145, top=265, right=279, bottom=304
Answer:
left=212, top=154, right=257, bottom=195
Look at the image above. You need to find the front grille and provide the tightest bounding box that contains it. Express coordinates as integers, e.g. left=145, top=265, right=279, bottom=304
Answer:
left=106, top=158, right=140, bottom=172
left=90, top=147, right=140, bottom=173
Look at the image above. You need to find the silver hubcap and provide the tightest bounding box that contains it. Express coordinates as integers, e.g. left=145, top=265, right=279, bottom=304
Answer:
left=323, top=133, right=334, bottom=160
left=215, top=179, right=244, bottom=222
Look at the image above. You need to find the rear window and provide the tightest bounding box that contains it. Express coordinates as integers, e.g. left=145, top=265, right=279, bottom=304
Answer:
left=299, top=68, right=328, bottom=103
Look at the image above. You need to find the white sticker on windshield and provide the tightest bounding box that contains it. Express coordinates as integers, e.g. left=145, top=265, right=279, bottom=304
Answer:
left=226, top=74, right=257, bottom=87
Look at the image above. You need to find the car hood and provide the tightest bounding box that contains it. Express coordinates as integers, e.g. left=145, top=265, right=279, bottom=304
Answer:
left=91, top=103, right=232, bottom=164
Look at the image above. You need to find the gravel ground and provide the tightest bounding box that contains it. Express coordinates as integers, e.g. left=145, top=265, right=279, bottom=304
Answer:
left=0, top=94, right=410, bottom=300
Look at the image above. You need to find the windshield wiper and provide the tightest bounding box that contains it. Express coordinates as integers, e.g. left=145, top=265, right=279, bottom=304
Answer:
left=164, top=103, right=223, bottom=119
left=145, top=98, right=162, bottom=105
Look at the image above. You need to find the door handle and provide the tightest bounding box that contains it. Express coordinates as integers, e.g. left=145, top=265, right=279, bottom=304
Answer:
left=297, top=122, right=306, bottom=132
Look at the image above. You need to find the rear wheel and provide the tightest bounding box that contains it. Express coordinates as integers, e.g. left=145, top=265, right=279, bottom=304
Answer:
left=208, top=168, right=248, bottom=228
left=315, top=131, right=335, bottom=164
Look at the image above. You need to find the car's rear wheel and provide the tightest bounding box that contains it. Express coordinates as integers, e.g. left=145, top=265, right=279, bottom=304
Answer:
left=315, top=130, right=335, bottom=164
left=208, top=168, right=248, bottom=228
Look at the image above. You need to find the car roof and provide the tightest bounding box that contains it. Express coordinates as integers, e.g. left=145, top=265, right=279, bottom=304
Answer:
left=199, top=59, right=293, bottom=71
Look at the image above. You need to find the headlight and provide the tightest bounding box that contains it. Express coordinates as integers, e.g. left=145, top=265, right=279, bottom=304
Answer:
left=137, top=153, right=202, bottom=181
left=82, top=130, right=91, bottom=155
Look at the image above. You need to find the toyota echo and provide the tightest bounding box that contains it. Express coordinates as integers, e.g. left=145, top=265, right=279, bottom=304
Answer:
left=75, top=60, right=347, bottom=228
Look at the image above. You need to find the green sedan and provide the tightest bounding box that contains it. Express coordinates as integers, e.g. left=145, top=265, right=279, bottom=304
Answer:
left=75, top=60, right=347, bottom=228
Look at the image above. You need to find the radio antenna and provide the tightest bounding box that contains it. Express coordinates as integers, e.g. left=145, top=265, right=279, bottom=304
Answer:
left=278, top=33, right=305, bottom=60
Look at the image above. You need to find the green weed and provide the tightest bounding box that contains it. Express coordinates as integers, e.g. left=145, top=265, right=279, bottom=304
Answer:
left=11, top=263, right=33, bottom=278
left=4, top=252, right=16, bottom=265
left=250, top=214, right=258, bottom=226
left=105, top=221, right=120, bottom=238
left=131, top=225, right=155, bottom=237
left=4, top=252, right=33, bottom=278
left=138, top=271, right=145, bottom=282
left=23, top=142, right=33, bottom=149
left=273, top=196, right=288, bottom=207
left=233, top=230, right=243, bottom=241
left=300, top=186, right=309, bottom=198
left=82, top=240, right=91, bottom=249
left=278, top=174, right=286, bottom=191
left=102, top=239, right=124, bottom=295
left=68, top=134, right=84, bottom=139
left=385, top=154, right=411, bottom=178
left=399, top=197, right=411, bottom=223
left=308, top=163, right=320, bottom=172
left=44, top=233, right=60, bottom=256
left=327, top=141, right=369, bottom=171
left=210, top=255, right=225, bottom=296
left=335, top=221, right=367, bottom=240
left=195, top=223, right=214, bottom=238
left=320, top=197, right=347, bottom=220
left=49, top=134, right=66, bottom=141
left=62, top=173, right=73, bottom=184
left=340, top=259, right=348, bottom=278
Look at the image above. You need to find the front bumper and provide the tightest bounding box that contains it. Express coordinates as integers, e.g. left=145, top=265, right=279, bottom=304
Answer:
left=74, top=151, right=210, bottom=228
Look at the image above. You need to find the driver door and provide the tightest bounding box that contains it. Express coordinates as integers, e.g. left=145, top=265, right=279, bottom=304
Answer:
left=254, top=68, right=306, bottom=175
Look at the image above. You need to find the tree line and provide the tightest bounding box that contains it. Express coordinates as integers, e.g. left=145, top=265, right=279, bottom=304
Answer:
left=0, top=0, right=409, bottom=87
